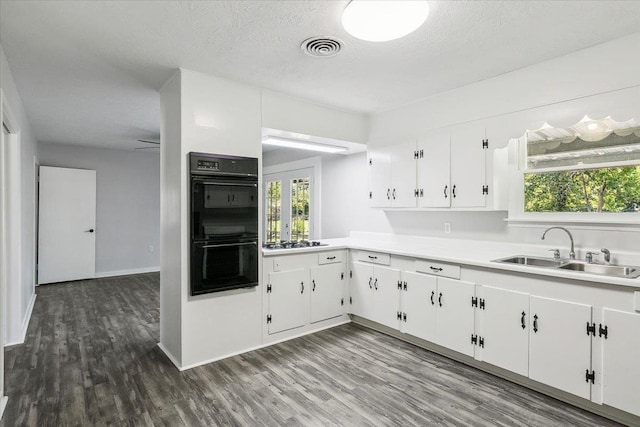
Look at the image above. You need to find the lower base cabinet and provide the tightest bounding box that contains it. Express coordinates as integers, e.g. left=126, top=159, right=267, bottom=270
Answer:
left=529, top=295, right=592, bottom=400
left=310, top=264, right=346, bottom=323
left=476, top=286, right=530, bottom=377
left=268, top=269, right=309, bottom=335
left=601, top=308, right=640, bottom=416
left=435, top=277, right=475, bottom=357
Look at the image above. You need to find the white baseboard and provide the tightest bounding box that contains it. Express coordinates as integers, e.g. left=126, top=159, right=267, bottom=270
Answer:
left=4, top=293, right=36, bottom=347
left=94, top=267, right=160, bottom=279
left=157, top=342, right=182, bottom=370
left=0, top=396, right=8, bottom=421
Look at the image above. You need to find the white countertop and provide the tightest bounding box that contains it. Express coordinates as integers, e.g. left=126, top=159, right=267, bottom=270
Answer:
left=263, top=235, right=640, bottom=289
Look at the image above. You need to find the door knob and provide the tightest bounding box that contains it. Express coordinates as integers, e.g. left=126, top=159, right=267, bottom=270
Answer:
left=85, top=229, right=95, bottom=233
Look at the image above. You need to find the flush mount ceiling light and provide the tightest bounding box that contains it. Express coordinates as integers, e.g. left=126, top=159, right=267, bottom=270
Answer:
left=262, top=136, right=348, bottom=153
left=342, top=0, right=430, bottom=42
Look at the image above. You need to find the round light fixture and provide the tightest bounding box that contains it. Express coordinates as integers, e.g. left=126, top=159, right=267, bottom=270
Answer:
left=342, top=0, right=430, bottom=42
left=587, top=122, right=598, bottom=131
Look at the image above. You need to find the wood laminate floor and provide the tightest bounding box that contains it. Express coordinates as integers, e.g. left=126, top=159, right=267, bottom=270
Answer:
left=1, top=273, right=621, bottom=426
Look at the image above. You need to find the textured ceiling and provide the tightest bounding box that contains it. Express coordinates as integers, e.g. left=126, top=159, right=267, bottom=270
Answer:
left=2, top=1, right=640, bottom=150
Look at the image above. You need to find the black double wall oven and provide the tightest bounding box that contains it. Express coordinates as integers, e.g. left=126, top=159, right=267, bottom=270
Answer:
left=190, top=152, right=259, bottom=296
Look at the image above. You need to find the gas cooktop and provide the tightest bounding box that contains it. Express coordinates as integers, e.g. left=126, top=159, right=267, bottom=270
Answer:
left=262, top=240, right=328, bottom=250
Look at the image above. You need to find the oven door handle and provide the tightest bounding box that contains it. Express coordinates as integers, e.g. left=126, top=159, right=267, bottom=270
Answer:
left=196, top=181, right=257, bottom=188
left=200, top=241, right=258, bottom=249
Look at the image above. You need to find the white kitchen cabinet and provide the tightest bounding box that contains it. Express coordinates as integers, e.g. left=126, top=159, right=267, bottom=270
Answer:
left=267, top=269, right=309, bottom=335
left=600, top=308, right=640, bottom=416
left=367, top=142, right=417, bottom=208
left=400, top=271, right=437, bottom=342
left=476, top=286, right=530, bottom=377
left=529, top=295, right=592, bottom=400
left=450, top=125, right=487, bottom=208
left=310, top=264, right=345, bottom=323
left=399, top=271, right=474, bottom=357
left=416, top=125, right=488, bottom=208
left=371, top=265, right=402, bottom=329
left=417, top=132, right=451, bottom=208
left=435, top=277, right=476, bottom=357
left=349, top=261, right=400, bottom=329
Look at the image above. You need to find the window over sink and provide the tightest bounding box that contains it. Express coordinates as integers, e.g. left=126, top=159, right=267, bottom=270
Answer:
left=518, top=116, right=640, bottom=216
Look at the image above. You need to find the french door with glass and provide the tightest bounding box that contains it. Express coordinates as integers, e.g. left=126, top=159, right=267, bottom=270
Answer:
left=264, top=168, right=314, bottom=242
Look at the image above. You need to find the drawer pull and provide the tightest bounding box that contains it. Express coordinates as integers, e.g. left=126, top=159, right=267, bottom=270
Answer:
left=368, top=255, right=378, bottom=260
left=430, top=266, right=443, bottom=272
left=326, top=256, right=336, bottom=260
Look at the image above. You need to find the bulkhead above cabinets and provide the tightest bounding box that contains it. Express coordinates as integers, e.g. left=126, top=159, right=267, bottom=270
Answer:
left=367, top=125, right=507, bottom=211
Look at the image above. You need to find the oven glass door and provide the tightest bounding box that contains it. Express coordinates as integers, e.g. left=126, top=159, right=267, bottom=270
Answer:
left=191, top=240, right=258, bottom=295
left=191, top=178, right=258, bottom=241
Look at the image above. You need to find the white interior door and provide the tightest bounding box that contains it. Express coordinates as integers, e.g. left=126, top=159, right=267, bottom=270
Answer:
left=38, top=166, right=96, bottom=284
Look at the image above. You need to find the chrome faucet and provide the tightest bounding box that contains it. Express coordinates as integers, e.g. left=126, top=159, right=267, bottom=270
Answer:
left=541, top=227, right=575, bottom=260
left=601, top=248, right=611, bottom=264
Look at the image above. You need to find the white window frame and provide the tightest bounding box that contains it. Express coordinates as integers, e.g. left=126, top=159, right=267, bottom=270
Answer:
left=506, top=135, right=640, bottom=229
left=263, top=157, right=321, bottom=241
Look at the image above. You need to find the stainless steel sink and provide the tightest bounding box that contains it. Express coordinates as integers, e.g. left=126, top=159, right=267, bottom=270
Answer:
left=493, top=256, right=563, bottom=268
left=558, top=262, right=640, bottom=279
left=492, top=255, right=640, bottom=279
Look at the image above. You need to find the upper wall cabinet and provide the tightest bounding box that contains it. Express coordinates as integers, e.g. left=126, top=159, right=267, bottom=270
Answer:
left=367, top=125, right=500, bottom=210
left=417, top=125, right=488, bottom=208
left=368, top=142, right=417, bottom=208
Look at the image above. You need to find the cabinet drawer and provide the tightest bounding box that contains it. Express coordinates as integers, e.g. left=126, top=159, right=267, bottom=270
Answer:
left=356, top=251, right=391, bottom=265
left=415, top=259, right=460, bottom=279
left=318, top=251, right=345, bottom=265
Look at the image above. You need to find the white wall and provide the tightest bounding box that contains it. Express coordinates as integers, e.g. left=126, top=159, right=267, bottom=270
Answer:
left=1, top=44, right=38, bottom=349
left=321, top=33, right=640, bottom=257
left=160, top=69, right=263, bottom=369
left=37, top=143, right=160, bottom=275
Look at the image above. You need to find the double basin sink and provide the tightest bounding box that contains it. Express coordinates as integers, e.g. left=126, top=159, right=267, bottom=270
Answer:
left=493, top=255, right=640, bottom=279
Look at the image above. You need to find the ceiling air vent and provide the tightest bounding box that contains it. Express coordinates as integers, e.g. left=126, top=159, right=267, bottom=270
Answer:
left=301, top=37, right=343, bottom=58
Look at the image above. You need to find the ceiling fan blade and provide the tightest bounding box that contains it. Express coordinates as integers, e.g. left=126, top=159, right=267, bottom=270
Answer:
left=137, top=139, right=160, bottom=145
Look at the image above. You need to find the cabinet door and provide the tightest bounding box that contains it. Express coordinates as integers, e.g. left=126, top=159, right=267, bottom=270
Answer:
left=401, top=271, right=437, bottom=342
left=350, top=262, right=374, bottom=319
left=371, top=266, right=401, bottom=330
left=417, top=134, right=451, bottom=208
left=367, top=148, right=392, bottom=208
left=310, top=264, right=345, bottom=323
left=435, top=278, right=475, bottom=357
left=268, top=269, right=309, bottom=335
left=529, top=296, right=592, bottom=399
left=450, top=125, right=486, bottom=208
left=600, top=309, right=640, bottom=416
left=390, top=142, right=417, bottom=208
left=477, top=286, right=530, bottom=377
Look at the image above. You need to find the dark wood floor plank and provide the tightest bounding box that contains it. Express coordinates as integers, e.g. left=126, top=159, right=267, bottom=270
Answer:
left=1, top=272, right=622, bottom=427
